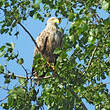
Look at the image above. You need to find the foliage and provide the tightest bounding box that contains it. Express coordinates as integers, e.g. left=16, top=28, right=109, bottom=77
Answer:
left=0, top=0, right=110, bottom=110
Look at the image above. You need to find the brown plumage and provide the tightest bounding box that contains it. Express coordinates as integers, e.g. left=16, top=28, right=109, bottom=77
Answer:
left=32, top=17, right=63, bottom=84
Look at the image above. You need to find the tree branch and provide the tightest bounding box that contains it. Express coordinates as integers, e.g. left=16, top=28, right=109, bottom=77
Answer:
left=15, top=57, right=28, bottom=79
left=2, top=72, right=53, bottom=80
left=0, top=86, right=9, bottom=91
left=18, top=22, right=41, bottom=54
left=68, top=86, right=87, bottom=110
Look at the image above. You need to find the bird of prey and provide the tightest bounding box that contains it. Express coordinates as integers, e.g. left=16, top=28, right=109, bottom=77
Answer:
left=32, top=17, right=63, bottom=84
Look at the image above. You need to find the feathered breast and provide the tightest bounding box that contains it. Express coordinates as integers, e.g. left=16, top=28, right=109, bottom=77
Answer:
left=34, top=24, right=62, bottom=63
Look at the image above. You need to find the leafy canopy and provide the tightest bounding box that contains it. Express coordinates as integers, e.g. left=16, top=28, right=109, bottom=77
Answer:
left=0, top=0, right=110, bottom=110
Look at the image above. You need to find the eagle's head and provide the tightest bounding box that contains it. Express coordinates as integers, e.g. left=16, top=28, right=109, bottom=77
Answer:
left=47, top=17, right=60, bottom=25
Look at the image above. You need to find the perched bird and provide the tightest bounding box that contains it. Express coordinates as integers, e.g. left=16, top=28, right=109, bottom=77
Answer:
left=32, top=17, right=63, bottom=84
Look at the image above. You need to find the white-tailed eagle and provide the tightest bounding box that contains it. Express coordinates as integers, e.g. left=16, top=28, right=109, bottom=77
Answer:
left=32, top=17, right=63, bottom=84
left=34, top=17, right=62, bottom=63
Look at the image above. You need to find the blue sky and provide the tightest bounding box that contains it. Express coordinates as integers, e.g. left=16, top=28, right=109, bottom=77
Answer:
left=0, top=6, right=110, bottom=110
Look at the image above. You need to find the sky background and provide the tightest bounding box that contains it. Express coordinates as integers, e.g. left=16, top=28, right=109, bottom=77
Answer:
left=0, top=6, right=110, bottom=110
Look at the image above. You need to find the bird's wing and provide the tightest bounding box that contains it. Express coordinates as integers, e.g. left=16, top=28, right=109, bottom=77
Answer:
left=57, top=30, right=63, bottom=48
left=33, top=30, right=50, bottom=57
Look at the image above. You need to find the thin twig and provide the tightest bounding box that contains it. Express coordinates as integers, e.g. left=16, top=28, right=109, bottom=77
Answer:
left=0, top=94, right=10, bottom=102
left=16, top=56, right=28, bottom=79
left=2, top=72, right=27, bottom=79
left=0, top=86, right=9, bottom=91
left=86, top=47, right=97, bottom=71
left=63, top=20, right=69, bottom=31
left=21, top=64, right=28, bottom=79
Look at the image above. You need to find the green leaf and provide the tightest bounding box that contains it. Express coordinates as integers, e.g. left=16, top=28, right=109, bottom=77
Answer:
left=0, top=50, right=5, bottom=57
left=68, top=35, right=74, bottom=42
left=17, top=58, right=24, bottom=64
left=30, top=88, right=37, bottom=101
left=75, top=44, right=80, bottom=49
left=29, top=10, right=35, bottom=17
left=4, top=78, right=10, bottom=83
left=32, top=3, right=40, bottom=10
left=6, top=43, right=11, bottom=47
left=68, top=12, right=74, bottom=21
left=45, top=13, right=51, bottom=17
left=8, top=93, right=16, bottom=107
left=33, top=0, right=35, bottom=3
left=16, top=87, right=26, bottom=95
left=89, top=29, right=94, bottom=36
left=53, top=48, right=62, bottom=54
left=5, top=2, right=9, bottom=8
left=4, top=74, right=10, bottom=78
left=0, top=28, right=5, bottom=34
left=33, top=12, right=38, bottom=19
left=102, top=0, right=109, bottom=10
left=7, top=48, right=13, bottom=53
left=31, top=105, right=37, bottom=110
left=88, top=36, right=93, bottom=42
left=1, top=103, right=9, bottom=109
left=18, top=78, right=25, bottom=84
left=0, top=64, right=4, bottom=73
left=11, top=73, right=16, bottom=79
left=91, top=37, right=96, bottom=44
left=0, top=2, right=3, bottom=8
left=11, top=42, right=15, bottom=49
left=0, top=45, right=6, bottom=51
left=14, top=31, right=19, bottom=37
left=18, top=78, right=27, bottom=86
left=0, top=86, right=5, bottom=89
